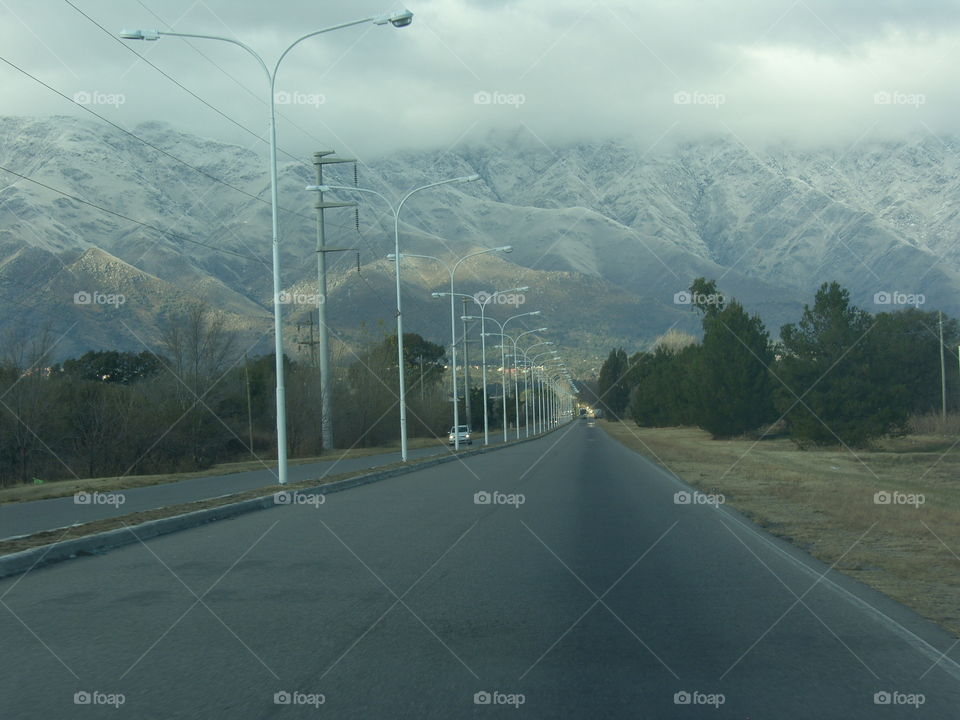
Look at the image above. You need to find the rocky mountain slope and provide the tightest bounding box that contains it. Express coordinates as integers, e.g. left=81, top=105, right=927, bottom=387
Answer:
left=1, top=115, right=958, bottom=372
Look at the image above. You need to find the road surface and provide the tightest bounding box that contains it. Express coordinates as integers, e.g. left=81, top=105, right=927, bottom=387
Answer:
left=1, top=420, right=958, bottom=718
left=0, top=441, right=461, bottom=540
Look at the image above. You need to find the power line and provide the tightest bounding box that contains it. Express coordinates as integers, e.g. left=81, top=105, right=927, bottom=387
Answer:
left=0, top=52, right=321, bottom=224
left=0, top=163, right=267, bottom=264
left=62, top=0, right=314, bottom=171
left=132, top=0, right=348, bottom=167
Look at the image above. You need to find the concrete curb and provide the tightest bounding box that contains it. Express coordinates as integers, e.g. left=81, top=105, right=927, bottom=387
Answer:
left=0, top=422, right=568, bottom=579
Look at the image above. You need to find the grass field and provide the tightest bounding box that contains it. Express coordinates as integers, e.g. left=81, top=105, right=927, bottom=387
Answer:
left=601, top=420, right=960, bottom=637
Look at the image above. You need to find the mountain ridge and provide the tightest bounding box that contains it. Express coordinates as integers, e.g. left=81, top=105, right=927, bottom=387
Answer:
left=1, top=115, right=958, bottom=371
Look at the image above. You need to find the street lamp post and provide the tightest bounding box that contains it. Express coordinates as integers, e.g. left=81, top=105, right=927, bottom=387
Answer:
left=389, top=247, right=511, bottom=451
left=519, top=341, right=553, bottom=436
left=308, top=175, right=480, bottom=461
left=529, top=350, right=558, bottom=433
left=543, top=361, right=566, bottom=429
left=121, top=10, right=414, bottom=485
left=481, top=311, right=540, bottom=442
left=506, top=328, right=547, bottom=440
left=460, top=289, right=528, bottom=445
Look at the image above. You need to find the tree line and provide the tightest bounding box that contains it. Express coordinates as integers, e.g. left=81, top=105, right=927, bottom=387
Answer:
left=597, top=279, right=960, bottom=447
left=0, top=305, right=505, bottom=487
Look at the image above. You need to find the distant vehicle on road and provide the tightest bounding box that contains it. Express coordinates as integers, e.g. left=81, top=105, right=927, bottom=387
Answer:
left=448, top=425, right=473, bottom=445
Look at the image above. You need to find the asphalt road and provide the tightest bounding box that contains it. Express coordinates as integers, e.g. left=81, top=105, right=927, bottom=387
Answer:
left=0, top=441, right=467, bottom=541
left=1, top=420, right=959, bottom=718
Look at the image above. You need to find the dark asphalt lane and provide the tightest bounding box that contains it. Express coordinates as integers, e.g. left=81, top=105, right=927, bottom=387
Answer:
left=0, top=441, right=466, bottom=541
left=1, top=420, right=959, bottom=718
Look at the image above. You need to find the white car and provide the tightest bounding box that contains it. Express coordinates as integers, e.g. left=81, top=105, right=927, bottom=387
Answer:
left=448, top=425, right=473, bottom=445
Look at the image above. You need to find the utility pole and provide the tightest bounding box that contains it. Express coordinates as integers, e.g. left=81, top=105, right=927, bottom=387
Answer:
left=940, top=311, right=947, bottom=422
left=312, top=151, right=356, bottom=450
left=461, top=297, right=472, bottom=429
left=296, top=316, right=318, bottom=367
left=418, top=355, right=425, bottom=401
left=244, top=352, right=254, bottom=454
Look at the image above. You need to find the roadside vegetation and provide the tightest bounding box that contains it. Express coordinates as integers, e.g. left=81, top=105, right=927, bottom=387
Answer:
left=595, top=278, right=960, bottom=635
left=0, top=303, right=520, bottom=488
left=597, top=278, right=960, bottom=446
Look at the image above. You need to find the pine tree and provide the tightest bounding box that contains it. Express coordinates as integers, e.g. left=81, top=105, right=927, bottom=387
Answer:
left=598, top=348, right=630, bottom=418
left=776, top=282, right=907, bottom=446
left=696, top=300, right=775, bottom=437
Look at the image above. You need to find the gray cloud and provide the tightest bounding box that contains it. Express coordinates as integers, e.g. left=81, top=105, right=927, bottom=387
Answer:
left=2, top=0, right=960, bottom=162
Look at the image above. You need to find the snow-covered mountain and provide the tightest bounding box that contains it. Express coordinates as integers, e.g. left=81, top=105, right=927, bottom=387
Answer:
left=2, top=115, right=958, bottom=372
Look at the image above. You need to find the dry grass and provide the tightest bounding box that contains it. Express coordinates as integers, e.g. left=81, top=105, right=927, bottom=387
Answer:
left=601, top=420, right=960, bottom=637
left=908, top=411, right=960, bottom=436
left=0, top=437, right=445, bottom=506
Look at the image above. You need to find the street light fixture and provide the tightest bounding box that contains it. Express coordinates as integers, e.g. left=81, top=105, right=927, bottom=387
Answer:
left=530, top=350, right=559, bottom=433
left=120, top=11, right=413, bottom=485
left=505, top=327, right=547, bottom=439
left=518, top=341, right=553, bottom=436
left=481, top=310, right=541, bottom=442
left=391, top=247, right=511, bottom=449
left=309, top=174, right=480, bottom=461
left=459, top=287, right=529, bottom=445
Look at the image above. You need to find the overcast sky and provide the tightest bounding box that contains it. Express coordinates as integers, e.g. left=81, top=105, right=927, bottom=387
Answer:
left=3, top=0, right=960, bottom=160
